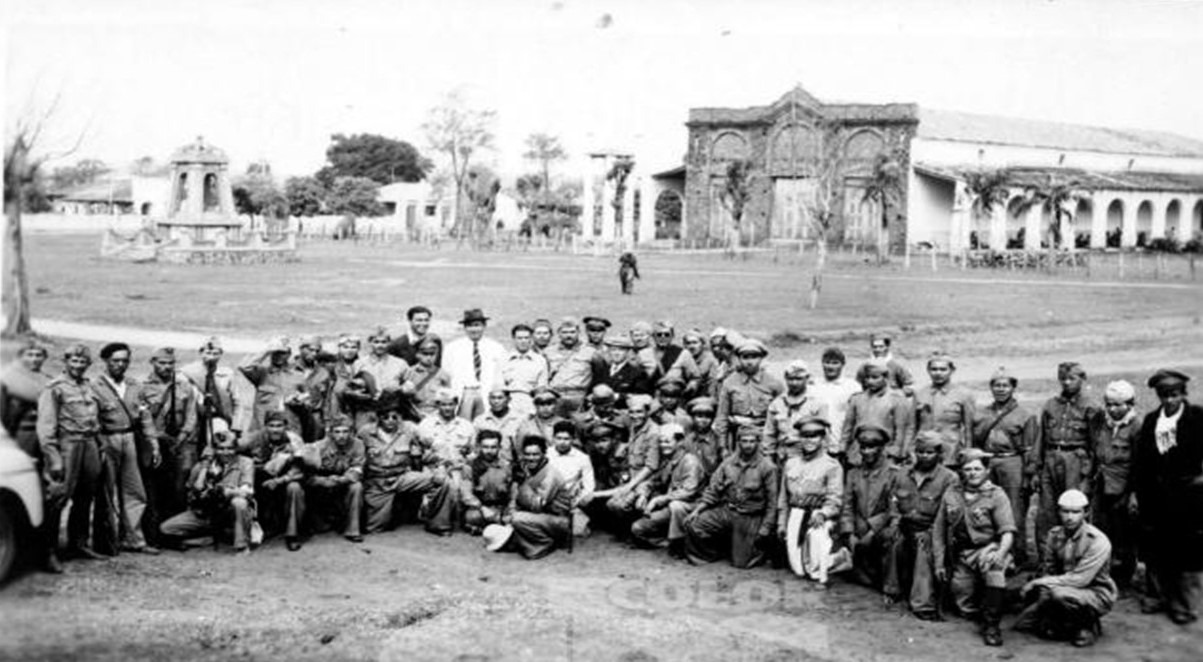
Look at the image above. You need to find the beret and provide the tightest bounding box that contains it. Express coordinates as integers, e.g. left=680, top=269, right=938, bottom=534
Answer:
left=99, top=342, right=130, bottom=360
left=853, top=424, right=891, bottom=445
left=150, top=347, right=176, bottom=362
left=1057, top=489, right=1089, bottom=509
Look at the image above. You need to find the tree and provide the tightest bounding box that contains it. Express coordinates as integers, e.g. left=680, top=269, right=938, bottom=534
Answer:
left=422, top=91, right=497, bottom=240
left=963, top=168, right=1011, bottom=250
left=284, top=176, right=325, bottom=217
left=49, top=157, right=109, bottom=191
left=522, top=133, right=567, bottom=196
left=326, top=176, right=383, bottom=217
left=232, top=174, right=288, bottom=220
left=131, top=155, right=169, bottom=177
left=606, top=156, right=635, bottom=243
left=803, top=122, right=846, bottom=309
left=1014, top=174, right=1087, bottom=266
left=463, top=165, right=502, bottom=241
left=314, top=133, right=431, bottom=187
left=861, top=152, right=904, bottom=262
left=718, top=159, right=753, bottom=251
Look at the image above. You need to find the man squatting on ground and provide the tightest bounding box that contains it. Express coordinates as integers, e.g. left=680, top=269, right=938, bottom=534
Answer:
left=12, top=307, right=1198, bottom=650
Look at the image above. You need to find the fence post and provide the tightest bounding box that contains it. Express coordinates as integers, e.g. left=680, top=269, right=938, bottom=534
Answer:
left=1118, top=251, right=1125, bottom=279
left=1191, top=253, right=1197, bottom=281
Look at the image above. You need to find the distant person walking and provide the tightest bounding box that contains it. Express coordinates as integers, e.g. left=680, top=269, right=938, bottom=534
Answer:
left=619, top=251, right=640, bottom=294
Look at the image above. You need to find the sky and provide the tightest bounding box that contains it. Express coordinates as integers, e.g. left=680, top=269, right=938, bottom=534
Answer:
left=4, top=0, right=1203, bottom=182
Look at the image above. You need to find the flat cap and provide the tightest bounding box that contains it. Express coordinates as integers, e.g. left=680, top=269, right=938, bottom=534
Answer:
left=735, top=338, right=768, bottom=357
left=1147, top=369, right=1190, bottom=390
left=590, top=384, right=618, bottom=404
left=583, top=316, right=612, bottom=329
left=989, top=366, right=1017, bottom=387
left=603, top=335, right=634, bottom=350
left=784, top=360, right=811, bottom=377
left=686, top=397, right=717, bottom=414
left=957, top=448, right=993, bottom=466
left=853, top=423, right=891, bottom=445
left=794, top=414, right=831, bottom=431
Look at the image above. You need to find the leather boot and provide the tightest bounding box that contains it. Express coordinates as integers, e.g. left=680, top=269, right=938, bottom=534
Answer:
left=981, top=587, right=1005, bottom=647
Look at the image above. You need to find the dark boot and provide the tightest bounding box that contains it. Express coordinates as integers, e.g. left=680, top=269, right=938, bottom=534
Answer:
left=981, top=587, right=1005, bottom=647
left=667, top=538, right=686, bottom=560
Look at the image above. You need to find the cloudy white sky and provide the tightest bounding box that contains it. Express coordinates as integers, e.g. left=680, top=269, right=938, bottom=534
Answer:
left=4, top=0, right=1202, bottom=181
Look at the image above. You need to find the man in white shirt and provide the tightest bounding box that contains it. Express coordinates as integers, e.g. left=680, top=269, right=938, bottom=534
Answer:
left=500, top=323, right=549, bottom=418
left=442, top=309, right=506, bottom=421
left=547, top=420, right=595, bottom=537
left=808, top=347, right=862, bottom=460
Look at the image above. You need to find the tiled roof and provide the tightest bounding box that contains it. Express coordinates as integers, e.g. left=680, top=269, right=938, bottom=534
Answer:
left=916, top=163, right=1203, bottom=193
left=54, top=179, right=134, bottom=203
left=917, top=109, right=1203, bottom=158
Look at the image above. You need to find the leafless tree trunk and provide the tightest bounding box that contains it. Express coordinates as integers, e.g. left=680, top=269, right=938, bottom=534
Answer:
left=3, top=138, right=33, bottom=336
left=808, top=231, right=828, bottom=310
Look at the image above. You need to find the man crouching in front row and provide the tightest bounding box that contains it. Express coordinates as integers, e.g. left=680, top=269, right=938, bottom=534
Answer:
left=160, top=419, right=255, bottom=553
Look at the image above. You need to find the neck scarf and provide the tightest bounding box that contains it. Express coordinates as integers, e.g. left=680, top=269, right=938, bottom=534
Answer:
left=1155, top=406, right=1183, bottom=454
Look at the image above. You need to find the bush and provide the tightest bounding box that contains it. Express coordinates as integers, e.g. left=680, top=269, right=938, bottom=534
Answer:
left=1147, top=237, right=1181, bottom=253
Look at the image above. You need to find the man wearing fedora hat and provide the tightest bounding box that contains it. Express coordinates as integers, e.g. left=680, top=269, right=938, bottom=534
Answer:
left=443, top=309, right=506, bottom=421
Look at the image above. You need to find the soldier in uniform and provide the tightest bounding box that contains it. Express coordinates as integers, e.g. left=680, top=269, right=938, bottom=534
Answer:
left=291, top=336, right=334, bottom=443
left=330, top=334, right=377, bottom=428
left=913, top=352, right=976, bottom=466
left=864, top=333, right=914, bottom=396
left=683, top=424, right=778, bottom=568
left=142, top=347, right=199, bottom=531
left=681, top=328, right=720, bottom=400
left=777, top=415, right=846, bottom=585
left=841, top=424, right=901, bottom=598
left=399, top=336, right=451, bottom=422
left=416, top=388, right=475, bottom=535
left=472, top=388, right=525, bottom=467
left=304, top=415, right=366, bottom=543
left=515, top=387, right=565, bottom=446
left=1, top=339, right=51, bottom=459
left=629, top=423, right=705, bottom=557
left=1035, top=362, right=1099, bottom=562
left=90, top=342, right=160, bottom=555
left=933, top=449, right=1016, bottom=647
left=602, top=335, right=654, bottom=402
left=545, top=317, right=607, bottom=417
left=37, top=344, right=104, bottom=568
left=159, top=420, right=255, bottom=553
left=762, top=360, right=828, bottom=465
left=239, top=337, right=306, bottom=435
left=571, top=384, right=630, bottom=448
left=714, top=339, right=784, bottom=452
left=888, top=432, right=960, bottom=620
left=180, top=336, right=245, bottom=445
left=972, top=367, right=1038, bottom=567
left=582, top=316, right=611, bottom=351
left=243, top=411, right=309, bottom=550
left=580, top=422, right=627, bottom=535
left=684, top=396, right=723, bottom=479
left=1089, top=380, right=1140, bottom=587
left=651, top=377, right=693, bottom=430
left=841, top=360, right=912, bottom=466
left=461, top=429, right=513, bottom=534
left=1014, top=489, right=1117, bottom=647
left=494, top=435, right=574, bottom=559
left=605, top=395, right=661, bottom=531
left=362, top=408, right=437, bottom=533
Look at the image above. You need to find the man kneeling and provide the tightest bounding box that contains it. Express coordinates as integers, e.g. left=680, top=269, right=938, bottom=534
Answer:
left=490, top=435, right=574, bottom=559
left=160, top=421, right=255, bottom=553
left=629, top=423, right=705, bottom=557
left=305, top=416, right=366, bottom=543
left=1014, top=489, right=1117, bottom=647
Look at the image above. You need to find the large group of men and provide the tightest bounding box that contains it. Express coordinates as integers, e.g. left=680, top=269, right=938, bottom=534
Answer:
left=2, top=304, right=1200, bottom=650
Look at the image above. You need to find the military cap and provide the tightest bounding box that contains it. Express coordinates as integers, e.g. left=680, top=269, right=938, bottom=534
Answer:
left=686, top=396, right=717, bottom=414
left=16, top=338, right=47, bottom=356
left=1057, top=489, right=1089, bottom=509
left=329, top=414, right=354, bottom=430
left=653, top=320, right=674, bottom=333
left=511, top=322, right=535, bottom=336
left=264, top=336, right=291, bottom=353
left=926, top=351, right=955, bottom=370
left=709, top=327, right=729, bottom=340
left=337, top=334, right=362, bottom=347
left=784, top=360, right=811, bottom=377
left=583, top=316, right=612, bottom=330
left=794, top=414, right=831, bottom=431
left=681, top=328, right=705, bottom=343
left=853, top=423, right=891, bottom=445
left=1057, top=361, right=1086, bottom=379
left=263, top=410, right=288, bottom=425
left=99, top=342, right=131, bottom=360
left=627, top=394, right=654, bottom=411
left=433, top=387, right=459, bottom=403
left=861, top=358, right=890, bottom=376
left=416, top=336, right=440, bottom=352
left=590, top=384, right=618, bottom=405
left=1147, top=369, right=1190, bottom=391
left=913, top=431, right=944, bottom=451
left=589, top=422, right=619, bottom=439
left=660, top=422, right=686, bottom=439
left=298, top=335, right=323, bottom=350
left=63, top=343, right=92, bottom=361
left=199, top=336, right=223, bottom=352
left=532, top=386, right=561, bottom=402
left=657, top=376, right=686, bottom=394
left=957, top=448, right=993, bottom=467
left=735, top=338, right=768, bottom=357
left=367, top=326, right=391, bottom=341
left=989, top=366, right=1018, bottom=387
left=735, top=424, right=762, bottom=439
left=557, top=316, right=580, bottom=330
left=150, top=347, right=176, bottom=362
left=603, top=335, right=634, bottom=350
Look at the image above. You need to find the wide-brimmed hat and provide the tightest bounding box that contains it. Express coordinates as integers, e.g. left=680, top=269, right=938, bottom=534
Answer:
left=482, top=524, right=514, bottom=552
left=460, top=309, right=490, bottom=325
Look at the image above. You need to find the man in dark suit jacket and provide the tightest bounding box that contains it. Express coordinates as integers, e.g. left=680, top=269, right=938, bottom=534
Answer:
left=388, top=305, right=442, bottom=366
left=601, top=336, right=653, bottom=405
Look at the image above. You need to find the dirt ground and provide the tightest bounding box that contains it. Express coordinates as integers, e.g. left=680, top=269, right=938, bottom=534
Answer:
left=3, top=235, right=1202, bottom=661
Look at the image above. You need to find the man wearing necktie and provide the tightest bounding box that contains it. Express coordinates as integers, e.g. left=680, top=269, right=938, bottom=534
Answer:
left=443, top=309, right=505, bottom=421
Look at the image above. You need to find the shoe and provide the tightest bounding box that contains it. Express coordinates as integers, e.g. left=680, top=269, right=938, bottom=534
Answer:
left=122, top=544, right=162, bottom=555
left=65, top=545, right=104, bottom=561
left=914, top=611, right=941, bottom=622
left=345, top=534, right=364, bottom=543
left=882, top=594, right=899, bottom=607
left=1169, top=612, right=1198, bottom=626
left=285, top=538, right=302, bottom=552
left=1071, top=627, right=1097, bottom=647
left=982, top=624, right=1003, bottom=647
left=1140, top=601, right=1166, bottom=614
left=233, top=546, right=250, bottom=556
left=43, top=554, right=64, bottom=574
left=667, top=539, right=686, bottom=559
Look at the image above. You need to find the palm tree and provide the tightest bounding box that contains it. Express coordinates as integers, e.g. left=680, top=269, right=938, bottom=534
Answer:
left=962, top=168, right=1011, bottom=250
left=861, top=152, right=903, bottom=263
left=718, top=159, right=753, bottom=252
left=1014, top=174, right=1087, bottom=270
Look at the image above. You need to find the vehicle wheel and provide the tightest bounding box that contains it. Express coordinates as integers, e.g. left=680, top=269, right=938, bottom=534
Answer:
left=0, top=504, right=17, bottom=584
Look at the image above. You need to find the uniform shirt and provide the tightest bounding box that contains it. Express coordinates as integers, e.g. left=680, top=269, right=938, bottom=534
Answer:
left=547, top=446, right=596, bottom=502
left=290, top=360, right=335, bottom=422
left=685, top=427, right=724, bottom=479
left=841, top=388, right=913, bottom=462
left=363, top=422, right=422, bottom=479
left=143, top=371, right=199, bottom=444
left=509, top=459, right=573, bottom=517
left=190, top=454, right=255, bottom=498
left=515, top=415, right=565, bottom=450
left=934, top=480, right=1016, bottom=557
left=417, top=414, right=476, bottom=467
left=841, top=460, right=901, bottom=537
left=762, top=394, right=828, bottom=460
left=501, top=350, right=549, bottom=399
left=251, top=431, right=309, bottom=482
left=308, top=436, right=366, bottom=482
left=353, top=354, right=409, bottom=398
left=239, top=360, right=306, bottom=433
left=473, top=408, right=526, bottom=466
left=913, top=383, right=976, bottom=458
left=180, top=361, right=247, bottom=432
left=461, top=455, right=512, bottom=508
left=777, top=452, right=843, bottom=518
left=714, top=368, right=785, bottom=441
left=1036, top=523, right=1118, bottom=607
left=624, top=419, right=662, bottom=474
left=572, top=407, right=630, bottom=445
left=37, top=375, right=101, bottom=463
left=697, top=450, right=778, bottom=521
left=90, top=374, right=157, bottom=439
left=652, top=344, right=700, bottom=389
left=860, top=355, right=914, bottom=393
left=443, top=336, right=506, bottom=393
left=1040, top=391, right=1100, bottom=450
left=387, top=332, right=442, bottom=367
left=690, top=350, right=722, bottom=399
left=637, top=447, right=704, bottom=503
left=809, top=375, right=862, bottom=451
left=973, top=398, right=1038, bottom=460
left=402, top=363, right=452, bottom=420
left=330, top=358, right=376, bottom=421
left=546, top=343, right=604, bottom=393
left=1090, top=410, right=1139, bottom=497
left=890, top=464, right=960, bottom=530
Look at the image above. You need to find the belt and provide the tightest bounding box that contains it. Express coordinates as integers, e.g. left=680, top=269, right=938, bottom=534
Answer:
left=990, top=451, right=1020, bottom=458
left=1047, top=443, right=1085, bottom=452
left=555, top=387, right=588, bottom=395
left=102, top=427, right=135, bottom=434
